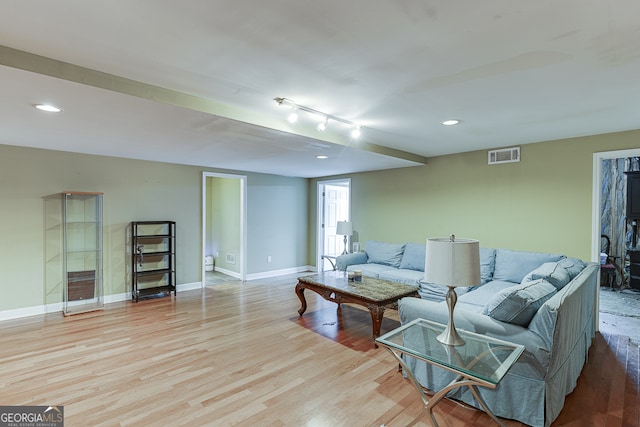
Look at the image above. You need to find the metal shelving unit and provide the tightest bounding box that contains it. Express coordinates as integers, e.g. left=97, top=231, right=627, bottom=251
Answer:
left=131, top=221, right=176, bottom=302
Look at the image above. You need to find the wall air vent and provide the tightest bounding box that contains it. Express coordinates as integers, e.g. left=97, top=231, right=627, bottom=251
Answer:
left=488, top=146, right=520, bottom=165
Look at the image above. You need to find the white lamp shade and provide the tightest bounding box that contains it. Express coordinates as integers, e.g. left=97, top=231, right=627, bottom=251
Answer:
left=424, top=237, right=481, bottom=288
left=336, top=221, right=353, bottom=236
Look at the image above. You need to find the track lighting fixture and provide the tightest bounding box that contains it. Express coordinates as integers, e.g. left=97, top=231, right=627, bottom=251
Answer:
left=317, top=117, right=329, bottom=131
left=274, top=97, right=362, bottom=138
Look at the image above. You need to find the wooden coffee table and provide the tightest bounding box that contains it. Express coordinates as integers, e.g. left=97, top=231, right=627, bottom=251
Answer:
left=295, top=271, right=420, bottom=347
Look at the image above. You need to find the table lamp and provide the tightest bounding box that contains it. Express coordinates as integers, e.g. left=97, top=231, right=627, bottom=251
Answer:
left=424, top=235, right=480, bottom=346
left=336, top=221, right=353, bottom=255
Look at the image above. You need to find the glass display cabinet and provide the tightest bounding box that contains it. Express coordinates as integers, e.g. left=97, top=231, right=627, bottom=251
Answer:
left=44, top=192, right=104, bottom=315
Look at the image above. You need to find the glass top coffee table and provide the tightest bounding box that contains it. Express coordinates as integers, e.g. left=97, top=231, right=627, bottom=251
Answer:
left=376, top=318, right=524, bottom=426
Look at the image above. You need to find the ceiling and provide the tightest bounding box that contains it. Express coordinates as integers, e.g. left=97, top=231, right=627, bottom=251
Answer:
left=1, top=1, right=640, bottom=178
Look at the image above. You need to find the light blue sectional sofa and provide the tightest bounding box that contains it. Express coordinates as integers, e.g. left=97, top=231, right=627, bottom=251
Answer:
left=336, top=241, right=599, bottom=427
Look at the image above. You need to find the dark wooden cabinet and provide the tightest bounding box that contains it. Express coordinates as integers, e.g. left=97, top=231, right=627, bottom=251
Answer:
left=628, top=250, right=640, bottom=290
left=131, top=221, right=176, bottom=302
left=625, top=171, right=640, bottom=219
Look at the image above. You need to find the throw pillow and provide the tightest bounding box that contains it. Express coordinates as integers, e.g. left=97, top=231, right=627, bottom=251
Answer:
left=521, top=262, right=571, bottom=290
left=365, top=241, right=406, bottom=268
left=492, top=249, right=564, bottom=283
left=399, top=242, right=426, bottom=271
left=482, top=279, right=557, bottom=327
left=479, top=247, right=496, bottom=284
left=558, top=257, right=587, bottom=280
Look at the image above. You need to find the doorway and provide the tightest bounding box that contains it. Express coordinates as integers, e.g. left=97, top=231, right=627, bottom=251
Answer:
left=592, top=148, right=640, bottom=335
left=202, top=172, right=247, bottom=283
left=592, top=149, right=640, bottom=264
left=317, top=179, right=351, bottom=271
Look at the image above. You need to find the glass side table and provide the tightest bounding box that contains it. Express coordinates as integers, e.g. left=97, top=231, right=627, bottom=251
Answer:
left=376, top=318, right=525, bottom=427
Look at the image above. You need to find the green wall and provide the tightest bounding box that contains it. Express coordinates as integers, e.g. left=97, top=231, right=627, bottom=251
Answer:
left=4, top=127, right=640, bottom=314
left=0, top=144, right=308, bottom=313
left=309, top=129, right=640, bottom=263
left=247, top=175, right=309, bottom=272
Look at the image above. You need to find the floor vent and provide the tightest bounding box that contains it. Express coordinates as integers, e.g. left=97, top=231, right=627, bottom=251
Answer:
left=488, top=146, right=520, bottom=165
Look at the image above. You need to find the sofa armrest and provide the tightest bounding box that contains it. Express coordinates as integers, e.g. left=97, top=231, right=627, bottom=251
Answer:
left=336, top=252, right=368, bottom=271
left=531, top=263, right=598, bottom=375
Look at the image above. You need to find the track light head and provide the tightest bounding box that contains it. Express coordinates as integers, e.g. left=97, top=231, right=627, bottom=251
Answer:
left=317, top=117, right=328, bottom=131
left=288, top=108, right=298, bottom=124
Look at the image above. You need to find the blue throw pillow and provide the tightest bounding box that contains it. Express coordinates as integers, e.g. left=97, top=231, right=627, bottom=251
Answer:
left=492, top=249, right=564, bottom=283
left=399, top=242, right=426, bottom=271
left=365, top=241, right=406, bottom=268
left=521, top=262, right=571, bottom=290
left=479, top=247, right=496, bottom=284
left=482, top=279, right=557, bottom=327
left=558, top=257, right=587, bottom=280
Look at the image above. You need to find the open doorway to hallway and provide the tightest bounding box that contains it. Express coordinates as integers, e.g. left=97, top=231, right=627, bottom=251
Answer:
left=202, top=172, right=247, bottom=284
left=317, top=179, right=351, bottom=271
left=593, top=149, right=640, bottom=342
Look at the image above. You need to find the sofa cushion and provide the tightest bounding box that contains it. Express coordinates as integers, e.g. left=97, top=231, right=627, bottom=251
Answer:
left=418, top=281, right=472, bottom=302
left=379, top=269, right=423, bottom=286
left=482, top=279, right=557, bottom=327
left=558, top=257, right=587, bottom=280
left=458, top=280, right=517, bottom=309
left=346, top=263, right=395, bottom=279
left=399, top=242, right=426, bottom=271
left=365, top=241, right=406, bottom=268
left=480, top=247, right=497, bottom=284
left=492, top=249, right=564, bottom=283
left=522, top=262, right=571, bottom=290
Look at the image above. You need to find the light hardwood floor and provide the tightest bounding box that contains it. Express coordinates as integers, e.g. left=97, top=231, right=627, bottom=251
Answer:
left=0, top=274, right=638, bottom=426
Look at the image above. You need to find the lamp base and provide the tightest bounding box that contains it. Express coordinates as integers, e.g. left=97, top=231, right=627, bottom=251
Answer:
left=436, top=285, right=466, bottom=346
left=436, top=322, right=466, bottom=346
left=341, top=234, right=348, bottom=255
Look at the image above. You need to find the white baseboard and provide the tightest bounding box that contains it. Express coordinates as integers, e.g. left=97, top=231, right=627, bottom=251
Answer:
left=104, top=293, right=130, bottom=304
left=211, top=266, right=314, bottom=281
left=0, top=302, right=63, bottom=322
left=177, top=281, right=203, bottom=292
left=0, top=282, right=204, bottom=322
left=212, top=267, right=241, bottom=279
left=246, top=265, right=314, bottom=281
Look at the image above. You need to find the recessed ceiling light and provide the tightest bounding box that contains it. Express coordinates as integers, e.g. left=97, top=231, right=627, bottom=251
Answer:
left=441, top=119, right=461, bottom=126
left=34, top=104, right=63, bottom=113
left=316, top=155, right=329, bottom=159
